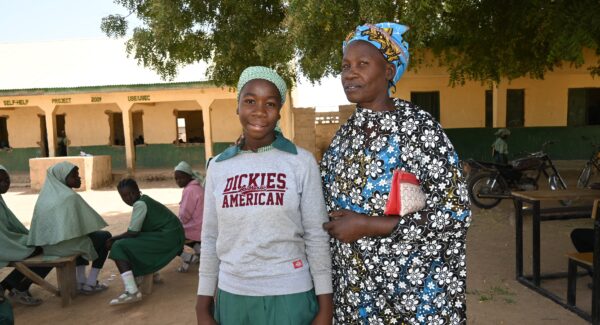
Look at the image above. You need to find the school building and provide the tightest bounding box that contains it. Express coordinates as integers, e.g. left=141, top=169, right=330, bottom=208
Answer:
left=294, top=49, right=600, bottom=162
left=0, top=82, right=294, bottom=172
left=1, top=40, right=599, bottom=173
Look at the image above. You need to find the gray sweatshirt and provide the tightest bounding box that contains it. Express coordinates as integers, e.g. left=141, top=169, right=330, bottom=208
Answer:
left=197, top=146, right=333, bottom=296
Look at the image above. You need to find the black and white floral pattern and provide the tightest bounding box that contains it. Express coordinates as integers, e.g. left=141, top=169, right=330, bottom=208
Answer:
left=321, top=99, right=471, bottom=324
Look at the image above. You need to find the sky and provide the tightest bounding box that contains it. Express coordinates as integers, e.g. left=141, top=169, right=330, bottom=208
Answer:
left=0, top=0, right=348, bottom=110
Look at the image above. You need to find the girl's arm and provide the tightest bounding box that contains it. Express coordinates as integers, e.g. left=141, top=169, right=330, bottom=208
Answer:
left=300, top=154, right=334, bottom=324
left=106, top=200, right=147, bottom=249
left=196, top=168, right=219, bottom=323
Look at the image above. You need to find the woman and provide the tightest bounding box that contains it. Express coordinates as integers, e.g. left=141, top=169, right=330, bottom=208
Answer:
left=0, top=166, right=51, bottom=306
left=107, top=178, right=185, bottom=305
left=27, top=162, right=112, bottom=295
left=196, top=66, right=333, bottom=325
left=173, top=161, right=204, bottom=272
left=321, top=23, right=471, bottom=324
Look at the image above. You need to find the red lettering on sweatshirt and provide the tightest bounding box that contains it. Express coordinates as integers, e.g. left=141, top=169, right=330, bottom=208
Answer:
left=222, top=173, right=287, bottom=208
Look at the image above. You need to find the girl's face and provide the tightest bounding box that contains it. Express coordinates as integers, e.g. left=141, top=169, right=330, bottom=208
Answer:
left=341, top=40, right=395, bottom=108
left=238, top=79, right=282, bottom=149
left=174, top=171, right=192, bottom=188
left=118, top=186, right=141, bottom=206
left=65, top=167, right=82, bottom=189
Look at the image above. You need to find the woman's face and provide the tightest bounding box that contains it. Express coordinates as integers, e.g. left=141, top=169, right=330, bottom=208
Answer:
left=341, top=41, right=395, bottom=108
left=174, top=170, right=192, bottom=188
left=238, top=79, right=282, bottom=148
left=65, top=167, right=82, bottom=189
left=0, top=170, right=10, bottom=194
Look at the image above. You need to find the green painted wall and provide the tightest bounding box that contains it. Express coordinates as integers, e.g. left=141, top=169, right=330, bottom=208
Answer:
left=70, top=145, right=126, bottom=170
left=445, top=126, right=600, bottom=161
left=135, top=144, right=206, bottom=169
left=0, top=148, right=42, bottom=172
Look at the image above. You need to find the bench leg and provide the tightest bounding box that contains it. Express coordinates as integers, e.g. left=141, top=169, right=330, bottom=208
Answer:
left=12, top=262, right=59, bottom=296
left=56, top=266, right=73, bottom=307
left=140, top=275, right=153, bottom=295
left=567, top=259, right=577, bottom=306
left=65, top=261, right=78, bottom=298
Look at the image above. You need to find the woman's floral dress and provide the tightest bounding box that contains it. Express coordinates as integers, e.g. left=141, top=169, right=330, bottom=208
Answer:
left=321, top=98, right=471, bottom=324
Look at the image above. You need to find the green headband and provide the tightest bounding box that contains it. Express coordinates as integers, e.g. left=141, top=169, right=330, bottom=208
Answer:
left=237, top=66, right=287, bottom=104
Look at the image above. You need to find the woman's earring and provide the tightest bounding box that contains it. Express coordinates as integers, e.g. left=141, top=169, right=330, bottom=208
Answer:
left=388, top=80, right=397, bottom=94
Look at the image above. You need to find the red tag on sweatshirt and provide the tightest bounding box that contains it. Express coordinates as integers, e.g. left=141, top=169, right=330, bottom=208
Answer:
left=292, top=259, right=303, bottom=269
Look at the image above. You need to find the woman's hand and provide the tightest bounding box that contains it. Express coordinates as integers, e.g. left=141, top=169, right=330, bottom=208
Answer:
left=322, top=210, right=369, bottom=243
left=196, top=295, right=217, bottom=325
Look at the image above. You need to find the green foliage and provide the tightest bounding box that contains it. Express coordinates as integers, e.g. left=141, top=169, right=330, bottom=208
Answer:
left=102, top=0, right=600, bottom=86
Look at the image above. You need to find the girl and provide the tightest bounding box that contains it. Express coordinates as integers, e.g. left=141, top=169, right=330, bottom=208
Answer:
left=196, top=66, right=333, bottom=325
left=107, top=178, right=185, bottom=305
left=27, top=162, right=112, bottom=295
left=173, top=161, right=204, bottom=272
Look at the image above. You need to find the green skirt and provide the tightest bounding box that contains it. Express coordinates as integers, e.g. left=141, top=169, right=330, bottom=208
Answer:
left=215, top=289, right=318, bottom=325
left=108, top=227, right=184, bottom=276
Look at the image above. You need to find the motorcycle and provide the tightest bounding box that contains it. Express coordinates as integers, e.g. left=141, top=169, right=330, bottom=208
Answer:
left=465, top=141, right=569, bottom=209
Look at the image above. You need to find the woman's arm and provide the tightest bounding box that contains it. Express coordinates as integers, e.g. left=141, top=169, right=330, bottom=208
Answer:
left=324, top=117, right=470, bottom=244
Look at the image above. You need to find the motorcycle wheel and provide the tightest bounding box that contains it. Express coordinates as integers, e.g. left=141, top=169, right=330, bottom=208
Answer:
left=577, top=163, right=592, bottom=188
left=468, top=173, right=507, bottom=209
left=549, top=174, right=571, bottom=206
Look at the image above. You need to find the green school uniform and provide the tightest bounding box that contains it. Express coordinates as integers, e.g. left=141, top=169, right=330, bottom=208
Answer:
left=109, top=195, right=185, bottom=276
left=215, top=289, right=318, bottom=325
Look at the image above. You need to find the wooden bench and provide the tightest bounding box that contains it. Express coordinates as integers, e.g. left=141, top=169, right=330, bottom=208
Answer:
left=566, top=200, right=599, bottom=308
left=566, top=252, right=593, bottom=306
left=8, top=254, right=78, bottom=307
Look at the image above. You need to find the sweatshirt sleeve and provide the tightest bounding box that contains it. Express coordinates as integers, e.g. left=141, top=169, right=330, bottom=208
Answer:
left=197, top=166, right=220, bottom=296
left=300, top=154, right=333, bottom=295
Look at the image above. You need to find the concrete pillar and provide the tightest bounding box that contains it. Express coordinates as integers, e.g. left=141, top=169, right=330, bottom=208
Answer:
left=280, top=91, right=294, bottom=140
left=493, top=82, right=507, bottom=128
left=122, top=104, right=135, bottom=173
left=193, top=98, right=215, bottom=162
left=39, top=105, right=57, bottom=157
left=114, top=101, right=135, bottom=172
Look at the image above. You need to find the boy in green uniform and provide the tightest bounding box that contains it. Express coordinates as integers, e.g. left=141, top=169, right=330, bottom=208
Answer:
left=107, top=178, right=185, bottom=305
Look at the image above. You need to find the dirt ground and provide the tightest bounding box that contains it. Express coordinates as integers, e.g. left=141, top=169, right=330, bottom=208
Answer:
left=1, top=173, right=595, bottom=324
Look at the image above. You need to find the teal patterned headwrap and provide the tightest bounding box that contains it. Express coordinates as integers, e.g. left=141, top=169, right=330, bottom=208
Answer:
left=343, top=22, right=410, bottom=86
left=237, top=66, right=287, bottom=104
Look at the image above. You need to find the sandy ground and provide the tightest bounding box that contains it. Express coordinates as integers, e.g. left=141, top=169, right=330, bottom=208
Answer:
left=1, top=174, right=595, bottom=325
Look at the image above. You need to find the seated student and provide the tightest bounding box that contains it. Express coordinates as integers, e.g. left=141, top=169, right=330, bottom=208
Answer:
left=0, top=166, right=52, bottom=306
left=173, top=161, right=204, bottom=272
left=107, top=178, right=185, bottom=305
left=27, top=162, right=112, bottom=295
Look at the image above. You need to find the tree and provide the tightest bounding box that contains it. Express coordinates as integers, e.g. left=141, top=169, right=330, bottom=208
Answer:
left=101, top=0, right=600, bottom=87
